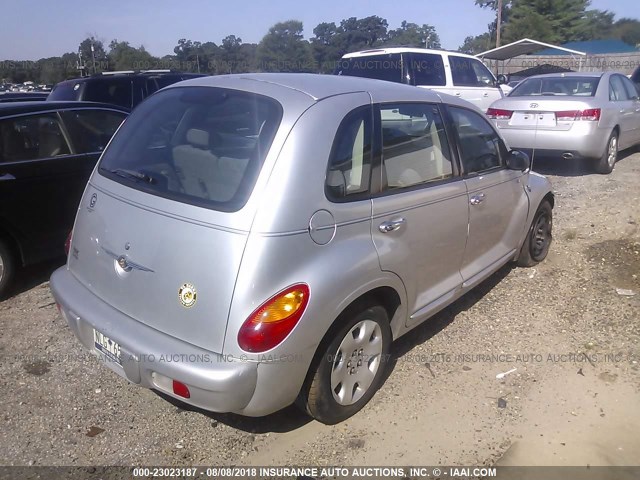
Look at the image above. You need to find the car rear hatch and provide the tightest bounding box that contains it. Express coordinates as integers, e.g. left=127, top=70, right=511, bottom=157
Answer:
left=66, top=85, right=284, bottom=354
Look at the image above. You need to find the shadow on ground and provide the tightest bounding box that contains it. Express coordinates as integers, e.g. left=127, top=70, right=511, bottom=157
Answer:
left=5, top=257, right=65, bottom=300
left=531, top=148, right=636, bottom=177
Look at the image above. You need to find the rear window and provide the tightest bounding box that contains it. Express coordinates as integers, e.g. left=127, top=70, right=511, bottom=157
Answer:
left=510, top=77, right=600, bottom=97
left=335, top=54, right=404, bottom=84
left=98, top=86, right=282, bottom=212
left=48, top=82, right=83, bottom=101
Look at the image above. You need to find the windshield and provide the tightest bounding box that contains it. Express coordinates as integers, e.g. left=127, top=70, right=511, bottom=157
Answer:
left=510, top=77, right=600, bottom=97
left=98, top=86, right=283, bottom=212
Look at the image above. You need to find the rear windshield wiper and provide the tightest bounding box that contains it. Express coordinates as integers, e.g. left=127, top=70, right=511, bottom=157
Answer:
left=107, top=168, right=157, bottom=184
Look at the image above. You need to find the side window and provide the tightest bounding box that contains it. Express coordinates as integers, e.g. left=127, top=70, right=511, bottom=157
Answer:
left=411, top=53, right=446, bottom=87
left=381, top=103, right=453, bottom=190
left=471, top=59, right=496, bottom=87
left=62, top=109, right=127, bottom=154
left=84, top=78, right=133, bottom=109
left=0, top=114, right=70, bottom=163
left=450, top=56, right=482, bottom=87
left=326, top=107, right=373, bottom=200
left=449, top=107, right=503, bottom=174
left=620, top=76, right=639, bottom=100
left=609, top=75, right=629, bottom=101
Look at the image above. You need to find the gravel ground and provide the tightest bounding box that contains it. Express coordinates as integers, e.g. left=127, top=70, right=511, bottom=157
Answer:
left=0, top=151, right=639, bottom=468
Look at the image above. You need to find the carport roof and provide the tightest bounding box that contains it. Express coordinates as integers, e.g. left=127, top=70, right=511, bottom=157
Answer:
left=476, top=38, right=587, bottom=61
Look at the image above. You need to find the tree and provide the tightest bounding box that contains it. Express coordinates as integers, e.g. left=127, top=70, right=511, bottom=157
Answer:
left=612, top=18, right=640, bottom=47
left=458, top=33, right=494, bottom=54
left=108, top=40, right=157, bottom=70
left=79, top=36, right=108, bottom=73
left=385, top=21, right=441, bottom=49
left=310, top=22, right=340, bottom=72
left=257, top=20, right=314, bottom=72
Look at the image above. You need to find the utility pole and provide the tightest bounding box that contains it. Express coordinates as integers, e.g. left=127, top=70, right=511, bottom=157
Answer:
left=91, top=41, right=96, bottom=74
left=496, top=0, right=503, bottom=48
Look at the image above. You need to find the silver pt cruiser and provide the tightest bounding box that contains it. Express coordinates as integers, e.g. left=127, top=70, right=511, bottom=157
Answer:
left=51, top=74, right=553, bottom=424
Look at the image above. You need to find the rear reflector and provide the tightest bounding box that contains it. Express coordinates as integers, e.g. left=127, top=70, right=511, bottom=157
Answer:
left=64, top=230, right=73, bottom=257
left=172, top=380, right=191, bottom=399
left=556, top=108, right=601, bottom=122
left=487, top=108, right=513, bottom=120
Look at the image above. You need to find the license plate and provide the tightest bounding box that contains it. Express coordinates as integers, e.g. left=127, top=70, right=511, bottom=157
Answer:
left=511, top=111, right=556, bottom=127
left=93, top=329, right=122, bottom=366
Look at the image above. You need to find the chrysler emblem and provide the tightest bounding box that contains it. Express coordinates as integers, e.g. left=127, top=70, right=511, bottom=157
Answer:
left=101, top=246, right=154, bottom=273
left=529, top=103, right=539, bottom=108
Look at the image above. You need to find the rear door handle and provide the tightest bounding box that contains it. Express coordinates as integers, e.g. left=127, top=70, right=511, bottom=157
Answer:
left=0, top=173, right=16, bottom=181
left=483, top=92, right=490, bottom=97
left=470, top=193, right=486, bottom=205
left=379, top=218, right=406, bottom=233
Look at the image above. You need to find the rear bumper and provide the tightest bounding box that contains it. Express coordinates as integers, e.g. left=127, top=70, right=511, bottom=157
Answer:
left=50, top=267, right=259, bottom=414
left=498, top=123, right=609, bottom=159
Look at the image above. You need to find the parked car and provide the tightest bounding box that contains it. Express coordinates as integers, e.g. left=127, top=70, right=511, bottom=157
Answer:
left=50, top=74, right=553, bottom=424
left=0, top=92, right=49, bottom=102
left=487, top=72, right=640, bottom=174
left=335, top=47, right=504, bottom=111
left=47, top=70, right=206, bottom=110
left=631, top=65, right=640, bottom=94
left=0, top=101, right=128, bottom=296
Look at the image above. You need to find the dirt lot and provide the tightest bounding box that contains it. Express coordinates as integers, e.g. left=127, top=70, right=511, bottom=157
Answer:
left=1, top=151, right=639, bottom=468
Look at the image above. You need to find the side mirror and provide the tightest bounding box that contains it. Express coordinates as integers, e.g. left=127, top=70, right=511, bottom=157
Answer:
left=507, top=150, right=530, bottom=171
left=496, top=74, right=508, bottom=85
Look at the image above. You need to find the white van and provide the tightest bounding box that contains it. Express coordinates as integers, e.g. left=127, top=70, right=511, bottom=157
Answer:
left=336, top=48, right=504, bottom=111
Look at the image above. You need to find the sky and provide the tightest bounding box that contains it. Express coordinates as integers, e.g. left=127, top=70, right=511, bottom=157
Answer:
left=1, top=0, right=638, bottom=60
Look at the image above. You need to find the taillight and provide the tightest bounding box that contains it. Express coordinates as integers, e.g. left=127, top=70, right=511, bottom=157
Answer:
left=487, top=108, right=513, bottom=120
left=556, top=110, right=579, bottom=121
left=64, top=230, right=73, bottom=257
left=556, top=108, right=600, bottom=122
left=237, top=284, right=310, bottom=353
left=579, top=108, right=600, bottom=121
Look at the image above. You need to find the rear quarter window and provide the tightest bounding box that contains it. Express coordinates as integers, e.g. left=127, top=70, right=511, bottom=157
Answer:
left=98, top=86, right=282, bottom=212
left=336, top=54, right=404, bottom=84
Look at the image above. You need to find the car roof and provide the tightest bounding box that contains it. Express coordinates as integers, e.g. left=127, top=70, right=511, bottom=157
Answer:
left=342, top=47, right=478, bottom=60
left=55, top=72, right=206, bottom=85
left=519, top=72, right=614, bottom=80
left=174, top=72, right=446, bottom=103
left=0, top=101, right=130, bottom=116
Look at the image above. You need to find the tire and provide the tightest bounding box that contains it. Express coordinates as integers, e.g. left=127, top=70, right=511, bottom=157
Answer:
left=517, top=200, right=553, bottom=267
left=299, top=303, right=391, bottom=424
left=595, top=131, right=618, bottom=174
left=0, top=238, right=16, bottom=299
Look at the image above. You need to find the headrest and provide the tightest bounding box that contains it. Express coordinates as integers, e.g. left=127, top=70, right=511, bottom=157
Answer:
left=186, top=129, right=209, bottom=149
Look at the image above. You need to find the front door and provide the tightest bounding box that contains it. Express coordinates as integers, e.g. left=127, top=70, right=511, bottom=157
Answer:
left=446, top=106, right=529, bottom=286
left=370, top=102, right=468, bottom=326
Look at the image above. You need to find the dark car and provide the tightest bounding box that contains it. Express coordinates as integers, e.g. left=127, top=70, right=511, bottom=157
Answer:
left=47, top=70, right=206, bottom=110
left=632, top=66, right=640, bottom=95
left=0, top=92, right=49, bottom=102
left=0, top=101, right=128, bottom=296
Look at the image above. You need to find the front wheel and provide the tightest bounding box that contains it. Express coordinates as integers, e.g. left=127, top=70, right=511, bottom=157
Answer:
left=595, top=131, right=618, bottom=174
left=517, top=200, right=553, bottom=267
left=0, top=238, right=16, bottom=299
left=299, top=303, right=391, bottom=424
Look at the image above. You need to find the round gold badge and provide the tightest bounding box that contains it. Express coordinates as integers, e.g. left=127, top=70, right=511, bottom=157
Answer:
left=178, top=283, right=197, bottom=308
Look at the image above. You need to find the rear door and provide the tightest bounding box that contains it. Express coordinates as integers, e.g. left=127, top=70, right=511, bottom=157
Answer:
left=0, top=111, right=81, bottom=263
left=445, top=55, right=502, bottom=111
left=371, top=102, right=468, bottom=326
left=620, top=75, right=640, bottom=145
left=446, top=105, right=528, bottom=286
left=609, top=74, right=637, bottom=150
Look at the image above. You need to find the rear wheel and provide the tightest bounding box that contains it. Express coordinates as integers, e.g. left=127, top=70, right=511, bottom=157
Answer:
left=517, top=200, right=552, bottom=267
left=595, top=131, right=618, bottom=174
left=299, top=303, right=391, bottom=424
left=0, top=238, right=16, bottom=299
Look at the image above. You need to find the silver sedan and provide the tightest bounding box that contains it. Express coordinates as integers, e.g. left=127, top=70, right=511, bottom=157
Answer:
left=487, top=72, right=640, bottom=173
